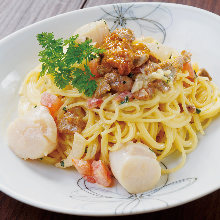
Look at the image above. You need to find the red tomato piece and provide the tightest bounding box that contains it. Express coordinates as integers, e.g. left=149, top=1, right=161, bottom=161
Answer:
left=72, top=159, right=112, bottom=187
left=183, top=81, right=190, bottom=88
left=72, top=159, right=93, bottom=176
left=92, top=160, right=112, bottom=187
left=40, top=92, right=62, bottom=117
left=115, top=91, right=133, bottom=103
left=182, top=62, right=196, bottom=80
left=88, top=59, right=100, bottom=79
left=87, top=98, right=103, bottom=109
left=72, top=159, right=96, bottom=183
left=83, top=176, right=96, bottom=183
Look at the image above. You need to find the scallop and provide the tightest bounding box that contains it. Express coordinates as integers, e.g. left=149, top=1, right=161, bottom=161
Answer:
left=74, top=20, right=110, bottom=46
left=7, top=106, right=57, bottom=160
left=136, top=37, right=179, bottom=61
left=109, top=142, right=161, bottom=194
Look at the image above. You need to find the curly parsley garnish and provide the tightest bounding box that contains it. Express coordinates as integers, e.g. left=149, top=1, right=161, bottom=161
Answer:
left=196, top=108, right=201, bottom=114
left=121, top=96, right=129, bottom=104
left=62, top=106, right=67, bottom=112
left=128, top=73, right=134, bottom=78
left=60, top=160, right=64, bottom=167
left=37, top=32, right=104, bottom=97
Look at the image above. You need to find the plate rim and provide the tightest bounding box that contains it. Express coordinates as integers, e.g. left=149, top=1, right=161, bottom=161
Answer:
left=1, top=179, right=219, bottom=216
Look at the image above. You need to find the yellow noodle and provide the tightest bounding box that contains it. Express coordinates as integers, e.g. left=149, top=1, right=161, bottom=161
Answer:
left=18, top=56, right=220, bottom=175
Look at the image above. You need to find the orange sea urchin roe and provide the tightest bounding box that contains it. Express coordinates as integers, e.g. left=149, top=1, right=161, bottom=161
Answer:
left=101, top=28, right=135, bottom=75
left=101, top=28, right=150, bottom=76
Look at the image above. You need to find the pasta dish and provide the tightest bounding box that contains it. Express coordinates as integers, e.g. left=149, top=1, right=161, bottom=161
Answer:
left=7, top=20, right=220, bottom=193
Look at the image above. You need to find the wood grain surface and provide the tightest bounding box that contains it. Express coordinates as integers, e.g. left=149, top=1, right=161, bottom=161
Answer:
left=0, top=0, right=219, bottom=219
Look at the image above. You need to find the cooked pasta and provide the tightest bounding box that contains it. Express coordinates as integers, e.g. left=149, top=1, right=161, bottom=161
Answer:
left=7, top=20, right=220, bottom=193
left=18, top=57, right=220, bottom=174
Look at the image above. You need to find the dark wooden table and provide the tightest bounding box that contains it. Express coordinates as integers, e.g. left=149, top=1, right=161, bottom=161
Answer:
left=0, top=0, right=219, bottom=219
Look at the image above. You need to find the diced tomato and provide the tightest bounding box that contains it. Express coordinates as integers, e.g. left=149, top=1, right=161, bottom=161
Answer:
left=156, top=129, right=165, bottom=143
left=179, top=103, right=184, bottom=113
left=72, top=159, right=96, bottom=183
left=182, top=62, right=196, bottom=80
left=72, top=159, right=92, bottom=176
left=83, top=176, right=96, bottom=183
left=40, top=92, right=62, bottom=117
left=88, top=59, right=100, bottom=79
left=92, top=160, right=112, bottom=187
left=183, top=81, right=190, bottom=88
left=115, top=91, right=133, bottom=103
left=72, top=159, right=112, bottom=187
left=87, top=98, right=103, bottom=109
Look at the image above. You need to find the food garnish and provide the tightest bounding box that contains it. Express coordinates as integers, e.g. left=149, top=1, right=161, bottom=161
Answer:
left=37, top=32, right=104, bottom=96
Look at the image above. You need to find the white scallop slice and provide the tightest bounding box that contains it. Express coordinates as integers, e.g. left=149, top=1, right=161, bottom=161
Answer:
left=7, top=106, right=57, bottom=160
left=74, top=20, right=110, bottom=46
left=109, top=142, right=161, bottom=194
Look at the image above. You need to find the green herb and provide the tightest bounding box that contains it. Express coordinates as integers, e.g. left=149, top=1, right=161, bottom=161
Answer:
left=121, top=96, right=129, bottom=104
left=166, top=78, right=170, bottom=84
left=196, top=108, right=201, bottom=114
left=128, top=73, right=134, bottom=78
left=194, top=70, right=198, bottom=78
left=34, top=105, right=37, bottom=108
left=39, top=158, right=43, bottom=160
left=37, top=32, right=104, bottom=97
left=62, top=106, right=67, bottom=112
left=60, top=160, right=64, bottom=167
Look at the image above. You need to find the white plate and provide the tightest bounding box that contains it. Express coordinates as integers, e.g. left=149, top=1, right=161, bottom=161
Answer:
left=0, top=2, right=220, bottom=216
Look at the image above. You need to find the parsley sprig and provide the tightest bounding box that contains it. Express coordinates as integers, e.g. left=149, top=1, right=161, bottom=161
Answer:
left=37, top=32, right=104, bottom=97
left=196, top=108, right=201, bottom=114
left=120, top=96, right=129, bottom=104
